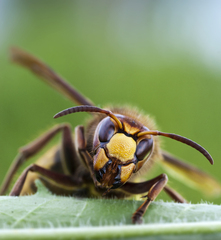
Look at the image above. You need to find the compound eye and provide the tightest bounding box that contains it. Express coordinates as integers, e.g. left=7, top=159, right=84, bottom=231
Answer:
left=99, top=117, right=116, bottom=142
left=136, top=138, right=153, bottom=161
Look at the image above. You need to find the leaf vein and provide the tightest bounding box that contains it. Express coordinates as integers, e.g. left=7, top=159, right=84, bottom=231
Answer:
left=11, top=198, right=56, bottom=228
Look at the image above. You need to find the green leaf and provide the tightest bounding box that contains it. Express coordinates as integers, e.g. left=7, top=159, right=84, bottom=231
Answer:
left=0, top=180, right=221, bottom=239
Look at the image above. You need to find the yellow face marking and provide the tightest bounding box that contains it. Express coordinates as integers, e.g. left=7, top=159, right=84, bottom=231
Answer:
left=106, top=133, right=136, bottom=162
left=120, top=163, right=135, bottom=183
left=93, top=148, right=109, bottom=171
left=123, top=122, right=140, bottom=135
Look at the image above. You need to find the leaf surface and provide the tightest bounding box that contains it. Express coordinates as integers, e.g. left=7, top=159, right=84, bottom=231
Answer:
left=0, top=181, right=221, bottom=239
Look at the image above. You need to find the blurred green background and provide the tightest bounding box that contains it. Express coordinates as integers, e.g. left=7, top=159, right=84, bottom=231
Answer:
left=0, top=0, right=221, bottom=204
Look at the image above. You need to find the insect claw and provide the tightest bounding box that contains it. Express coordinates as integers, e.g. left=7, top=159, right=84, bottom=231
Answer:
left=102, top=188, right=111, bottom=197
left=141, top=194, right=148, bottom=199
